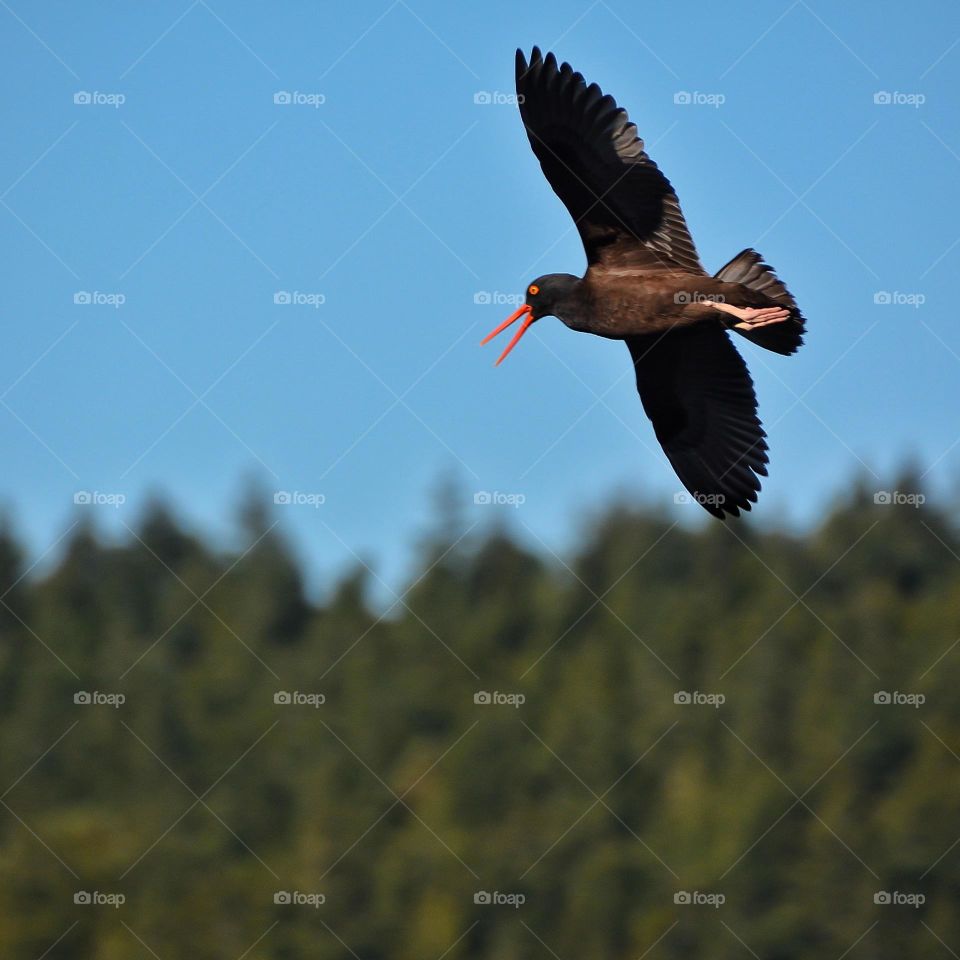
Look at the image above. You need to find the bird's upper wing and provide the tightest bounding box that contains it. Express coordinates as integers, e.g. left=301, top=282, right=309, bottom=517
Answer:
left=626, top=326, right=768, bottom=518
left=515, top=47, right=705, bottom=273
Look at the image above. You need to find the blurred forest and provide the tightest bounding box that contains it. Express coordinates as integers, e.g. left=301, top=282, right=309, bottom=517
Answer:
left=1, top=471, right=959, bottom=959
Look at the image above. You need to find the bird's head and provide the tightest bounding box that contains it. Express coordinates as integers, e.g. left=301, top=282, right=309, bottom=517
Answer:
left=481, top=274, right=580, bottom=365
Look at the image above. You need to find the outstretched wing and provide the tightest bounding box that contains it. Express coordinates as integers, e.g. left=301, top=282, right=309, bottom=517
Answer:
left=626, top=326, right=768, bottom=518
left=515, top=47, right=704, bottom=273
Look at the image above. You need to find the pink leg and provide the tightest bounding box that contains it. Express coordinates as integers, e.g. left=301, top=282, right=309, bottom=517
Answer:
left=713, top=302, right=791, bottom=331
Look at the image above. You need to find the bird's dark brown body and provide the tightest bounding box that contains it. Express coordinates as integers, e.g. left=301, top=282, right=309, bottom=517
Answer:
left=554, top=269, right=779, bottom=339
left=482, top=48, right=807, bottom=518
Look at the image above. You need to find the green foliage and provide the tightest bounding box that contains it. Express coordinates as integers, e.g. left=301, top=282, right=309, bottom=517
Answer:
left=0, top=478, right=958, bottom=958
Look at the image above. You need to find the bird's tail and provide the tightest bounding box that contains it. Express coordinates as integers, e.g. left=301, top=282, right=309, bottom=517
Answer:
left=715, top=248, right=805, bottom=356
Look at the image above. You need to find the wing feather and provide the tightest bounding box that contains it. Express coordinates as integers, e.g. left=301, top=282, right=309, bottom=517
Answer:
left=626, top=327, right=768, bottom=518
left=516, top=47, right=705, bottom=273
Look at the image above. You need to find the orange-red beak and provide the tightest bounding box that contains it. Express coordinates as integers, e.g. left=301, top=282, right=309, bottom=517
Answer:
left=480, top=304, right=534, bottom=366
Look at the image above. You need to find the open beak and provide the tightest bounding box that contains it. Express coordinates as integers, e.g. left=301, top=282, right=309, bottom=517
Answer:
left=480, top=304, right=534, bottom=366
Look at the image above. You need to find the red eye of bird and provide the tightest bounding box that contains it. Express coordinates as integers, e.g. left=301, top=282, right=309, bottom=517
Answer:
left=528, top=284, right=539, bottom=295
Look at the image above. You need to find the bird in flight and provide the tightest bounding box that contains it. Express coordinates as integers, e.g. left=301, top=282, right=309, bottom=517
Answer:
left=483, top=47, right=805, bottom=519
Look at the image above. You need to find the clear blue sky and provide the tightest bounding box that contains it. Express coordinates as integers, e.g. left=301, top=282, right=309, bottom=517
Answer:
left=2, top=0, right=958, bottom=594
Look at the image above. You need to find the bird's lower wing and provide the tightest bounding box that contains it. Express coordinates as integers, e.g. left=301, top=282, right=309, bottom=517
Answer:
left=626, top=326, right=768, bottom=518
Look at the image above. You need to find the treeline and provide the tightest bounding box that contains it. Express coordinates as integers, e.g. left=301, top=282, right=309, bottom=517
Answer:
left=0, top=473, right=959, bottom=959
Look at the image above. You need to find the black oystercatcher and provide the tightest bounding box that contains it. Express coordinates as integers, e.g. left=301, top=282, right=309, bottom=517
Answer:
left=483, top=47, right=805, bottom=519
